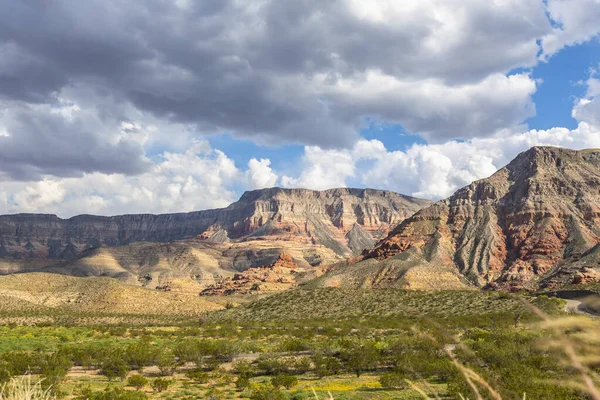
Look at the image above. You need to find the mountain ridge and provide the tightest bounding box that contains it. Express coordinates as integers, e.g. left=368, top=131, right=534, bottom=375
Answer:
left=315, top=146, right=600, bottom=291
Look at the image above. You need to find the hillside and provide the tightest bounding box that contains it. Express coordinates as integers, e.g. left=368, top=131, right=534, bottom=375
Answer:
left=0, top=272, right=222, bottom=316
left=315, top=147, right=600, bottom=291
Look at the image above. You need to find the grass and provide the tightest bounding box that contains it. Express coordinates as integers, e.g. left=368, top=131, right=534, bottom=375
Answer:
left=0, top=376, right=55, bottom=400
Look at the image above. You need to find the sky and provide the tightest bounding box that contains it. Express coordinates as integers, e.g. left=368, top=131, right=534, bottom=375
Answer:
left=1, top=0, right=600, bottom=217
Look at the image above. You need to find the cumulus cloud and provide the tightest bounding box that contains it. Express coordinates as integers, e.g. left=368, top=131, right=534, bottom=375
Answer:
left=0, top=0, right=561, bottom=158
left=2, top=140, right=277, bottom=217
left=281, top=146, right=356, bottom=190
left=541, top=0, right=600, bottom=58
left=246, top=159, right=278, bottom=190
left=0, top=96, right=150, bottom=180
left=283, top=78, right=600, bottom=199
left=2, top=0, right=600, bottom=215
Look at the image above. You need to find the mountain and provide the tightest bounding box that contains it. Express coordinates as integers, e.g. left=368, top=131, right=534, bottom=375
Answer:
left=0, top=188, right=430, bottom=291
left=314, top=147, right=600, bottom=291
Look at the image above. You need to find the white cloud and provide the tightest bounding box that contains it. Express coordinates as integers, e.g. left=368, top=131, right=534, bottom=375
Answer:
left=281, top=146, right=355, bottom=190
left=0, top=0, right=560, bottom=148
left=246, top=158, right=278, bottom=190
left=318, top=71, right=538, bottom=142
left=282, top=78, right=600, bottom=199
left=4, top=140, right=277, bottom=217
left=541, top=0, right=600, bottom=58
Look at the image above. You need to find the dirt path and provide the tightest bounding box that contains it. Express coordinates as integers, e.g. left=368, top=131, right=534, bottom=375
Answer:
left=564, top=298, right=600, bottom=317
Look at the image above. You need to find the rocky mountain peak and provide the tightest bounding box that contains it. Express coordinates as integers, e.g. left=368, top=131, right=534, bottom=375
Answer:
left=320, top=147, right=600, bottom=291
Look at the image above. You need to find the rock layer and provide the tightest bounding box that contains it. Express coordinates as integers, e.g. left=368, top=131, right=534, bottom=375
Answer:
left=317, top=147, right=600, bottom=290
left=0, top=188, right=429, bottom=261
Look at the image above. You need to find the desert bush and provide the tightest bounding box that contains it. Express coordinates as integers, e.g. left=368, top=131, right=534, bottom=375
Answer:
left=151, top=378, right=171, bottom=393
left=277, top=338, right=311, bottom=352
left=235, top=376, right=251, bottom=390
left=1, top=352, right=36, bottom=375
left=173, top=339, right=204, bottom=364
left=156, top=351, right=176, bottom=376
left=233, top=360, right=254, bottom=378
left=100, top=357, right=130, bottom=382
left=185, top=368, right=210, bottom=384
left=256, top=354, right=288, bottom=376
left=270, top=375, right=298, bottom=390
left=126, top=375, right=148, bottom=391
left=339, top=340, right=379, bottom=377
left=249, top=384, right=285, bottom=400
left=379, top=372, right=408, bottom=389
left=75, top=385, right=148, bottom=400
left=211, top=340, right=238, bottom=362
left=124, top=340, right=159, bottom=370
left=38, top=353, right=71, bottom=394
left=290, top=357, right=311, bottom=374
left=0, top=362, right=11, bottom=385
left=311, top=354, right=342, bottom=377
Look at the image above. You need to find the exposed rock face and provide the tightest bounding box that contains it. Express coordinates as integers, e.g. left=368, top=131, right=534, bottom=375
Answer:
left=199, top=252, right=315, bottom=296
left=317, top=147, right=600, bottom=290
left=0, top=188, right=429, bottom=261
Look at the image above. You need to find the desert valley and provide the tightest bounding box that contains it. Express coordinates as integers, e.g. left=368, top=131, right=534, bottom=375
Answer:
left=0, top=147, right=598, bottom=399
left=2, top=1, right=600, bottom=398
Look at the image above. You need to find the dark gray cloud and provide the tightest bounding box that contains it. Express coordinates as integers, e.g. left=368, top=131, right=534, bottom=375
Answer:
left=0, top=0, right=556, bottom=178
left=0, top=101, right=150, bottom=180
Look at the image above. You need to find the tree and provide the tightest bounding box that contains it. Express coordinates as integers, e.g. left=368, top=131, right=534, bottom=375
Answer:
left=127, top=375, right=148, bottom=391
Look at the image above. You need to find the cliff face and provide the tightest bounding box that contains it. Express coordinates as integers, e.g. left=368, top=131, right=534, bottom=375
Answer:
left=0, top=188, right=430, bottom=261
left=317, top=147, right=600, bottom=290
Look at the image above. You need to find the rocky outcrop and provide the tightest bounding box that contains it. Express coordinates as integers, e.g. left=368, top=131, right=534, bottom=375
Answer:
left=0, top=188, right=429, bottom=261
left=317, top=147, right=600, bottom=290
left=199, top=252, right=310, bottom=295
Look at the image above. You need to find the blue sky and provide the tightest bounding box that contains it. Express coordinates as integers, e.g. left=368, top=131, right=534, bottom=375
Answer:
left=1, top=0, right=600, bottom=216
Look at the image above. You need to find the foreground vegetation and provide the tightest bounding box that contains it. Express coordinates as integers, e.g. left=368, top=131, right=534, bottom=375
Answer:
left=0, top=289, right=598, bottom=399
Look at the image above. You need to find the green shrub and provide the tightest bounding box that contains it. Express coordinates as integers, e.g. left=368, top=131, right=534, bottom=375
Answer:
left=277, top=338, right=311, bottom=352
left=39, top=352, right=71, bottom=394
left=185, top=368, right=210, bottom=384
left=249, top=384, right=285, bottom=400
left=152, top=378, right=171, bottom=393
left=124, top=340, right=159, bottom=370
left=156, top=351, right=177, bottom=376
left=76, top=385, right=148, bottom=400
left=271, top=375, right=298, bottom=389
left=379, top=372, right=408, bottom=389
left=311, top=354, right=342, bottom=377
left=0, top=361, right=12, bottom=385
left=233, top=360, right=254, bottom=378
left=256, top=354, right=288, bottom=375
left=126, top=375, right=148, bottom=391
left=235, top=375, right=251, bottom=390
left=100, top=358, right=130, bottom=382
